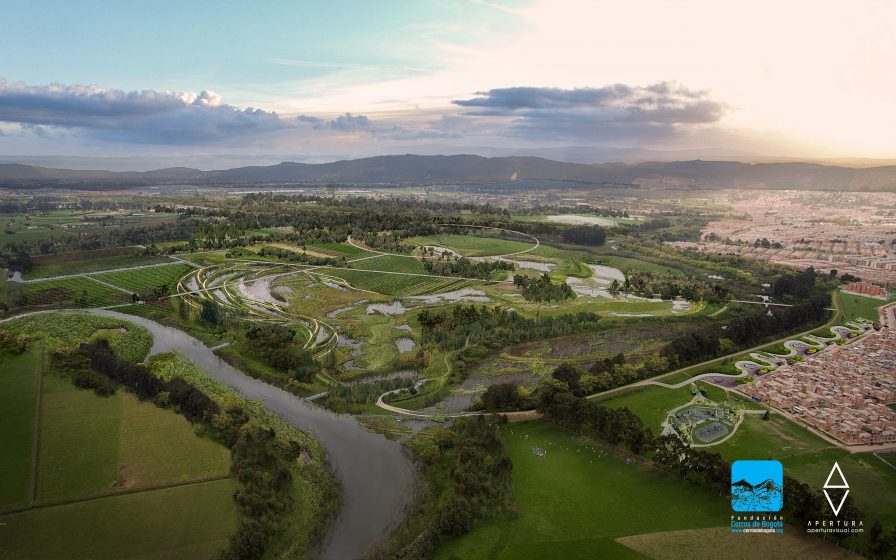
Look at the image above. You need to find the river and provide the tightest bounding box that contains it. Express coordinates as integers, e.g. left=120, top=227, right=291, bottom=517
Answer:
left=88, top=310, right=416, bottom=560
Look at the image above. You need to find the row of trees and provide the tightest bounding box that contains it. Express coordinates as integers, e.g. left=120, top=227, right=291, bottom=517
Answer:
left=662, top=293, right=831, bottom=368
left=512, top=273, right=575, bottom=302
left=81, top=340, right=219, bottom=422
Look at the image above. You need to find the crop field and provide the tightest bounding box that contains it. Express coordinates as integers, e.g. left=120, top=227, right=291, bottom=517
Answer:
left=436, top=421, right=732, bottom=559
left=93, top=263, right=193, bottom=293
left=26, top=251, right=172, bottom=279
left=316, top=268, right=476, bottom=296
left=13, top=277, right=131, bottom=308
left=352, top=255, right=429, bottom=274
left=403, top=233, right=535, bottom=257
left=0, top=211, right=178, bottom=247
left=0, top=479, right=237, bottom=560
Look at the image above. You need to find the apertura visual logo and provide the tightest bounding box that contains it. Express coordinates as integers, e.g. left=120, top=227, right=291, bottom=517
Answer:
left=731, top=460, right=784, bottom=512
left=823, top=462, right=849, bottom=516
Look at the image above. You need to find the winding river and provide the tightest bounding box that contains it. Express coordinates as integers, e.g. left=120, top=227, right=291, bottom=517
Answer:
left=87, top=310, right=416, bottom=560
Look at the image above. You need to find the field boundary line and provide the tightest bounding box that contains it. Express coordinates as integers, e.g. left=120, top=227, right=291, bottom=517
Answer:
left=29, top=340, right=46, bottom=506
left=1, top=475, right=232, bottom=517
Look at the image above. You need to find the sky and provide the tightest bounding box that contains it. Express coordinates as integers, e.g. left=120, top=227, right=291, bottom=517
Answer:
left=0, top=0, right=894, bottom=169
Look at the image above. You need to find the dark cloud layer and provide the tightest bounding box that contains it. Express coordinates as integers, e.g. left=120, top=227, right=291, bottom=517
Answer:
left=0, top=78, right=285, bottom=144
left=452, top=82, right=726, bottom=143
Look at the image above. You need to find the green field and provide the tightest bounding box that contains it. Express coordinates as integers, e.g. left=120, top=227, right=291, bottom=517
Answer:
left=93, top=263, right=193, bottom=294
left=36, top=373, right=231, bottom=503
left=0, top=347, right=43, bottom=509
left=353, top=255, right=429, bottom=274
left=598, top=383, right=763, bottom=431
left=316, top=268, right=475, bottom=296
left=592, top=255, right=685, bottom=275
left=13, top=277, right=130, bottom=308
left=27, top=253, right=172, bottom=279
left=0, top=479, right=237, bottom=560
left=839, top=290, right=893, bottom=322
left=436, top=421, right=732, bottom=559
left=0, top=337, right=237, bottom=559
left=712, top=415, right=896, bottom=526
left=403, top=233, right=535, bottom=257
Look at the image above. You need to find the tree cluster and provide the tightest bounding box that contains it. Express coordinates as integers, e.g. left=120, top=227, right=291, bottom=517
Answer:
left=418, top=305, right=601, bottom=352
left=560, top=224, right=606, bottom=246
left=512, top=273, right=575, bottom=302
left=621, top=271, right=728, bottom=303
left=245, top=325, right=319, bottom=382
left=536, top=385, right=654, bottom=454
left=663, top=294, right=830, bottom=368
left=81, top=339, right=219, bottom=422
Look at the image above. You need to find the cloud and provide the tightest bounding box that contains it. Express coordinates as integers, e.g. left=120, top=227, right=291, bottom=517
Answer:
left=297, top=111, right=457, bottom=140
left=452, top=82, right=726, bottom=144
left=0, top=77, right=286, bottom=144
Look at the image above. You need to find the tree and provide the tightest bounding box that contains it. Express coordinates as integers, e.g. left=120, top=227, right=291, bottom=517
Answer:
left=551, top=364, right=581, bottom=393
left=608, top=279, right=621, bottom=297
left=200, top=299, right=221, bottom=324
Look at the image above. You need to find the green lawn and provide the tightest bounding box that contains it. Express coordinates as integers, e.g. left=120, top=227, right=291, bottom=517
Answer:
left=839, top=291, right=893, bottom=323
left=353, top=255, right=429, bottom=274
left=0, top=479, right=237, bottom=560
left=591, top=255, right=685, bottom=275
left=597, top=383, right=762, bottom=431
left=404, top=234, right=535, bottom=257
left=436, top=421, right=732, bottom=560
left=0, top=348, right=43, bottom=509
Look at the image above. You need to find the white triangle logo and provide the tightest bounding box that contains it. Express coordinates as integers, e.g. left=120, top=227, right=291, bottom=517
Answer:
left=824, top=489, right=849, bottom=516
left=823, top=462, right=849, bottom=489
left=822, top=462, right=850, bottom=516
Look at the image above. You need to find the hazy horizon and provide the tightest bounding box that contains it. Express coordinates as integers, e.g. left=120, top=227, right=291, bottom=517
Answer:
left=1, top=0, right=894, bottom=169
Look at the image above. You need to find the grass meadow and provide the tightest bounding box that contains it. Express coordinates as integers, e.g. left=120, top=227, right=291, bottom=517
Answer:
left=435, top=421, right=730, bottom=559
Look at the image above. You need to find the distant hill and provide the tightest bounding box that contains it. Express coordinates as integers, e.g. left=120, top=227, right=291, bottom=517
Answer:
left=1, top=155, right=895, bottom=192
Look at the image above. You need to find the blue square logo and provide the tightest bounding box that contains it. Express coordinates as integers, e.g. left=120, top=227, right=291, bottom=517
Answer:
left=731, top=460, right=783, bottom=512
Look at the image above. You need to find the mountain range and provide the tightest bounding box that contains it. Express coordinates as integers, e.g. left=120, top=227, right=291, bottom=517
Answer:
left=1, top=155, right=895, bottom=192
